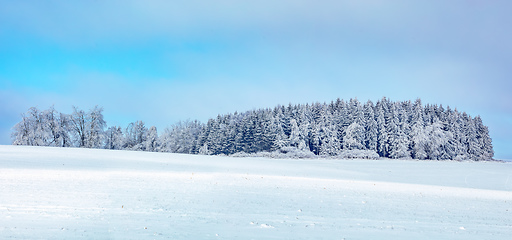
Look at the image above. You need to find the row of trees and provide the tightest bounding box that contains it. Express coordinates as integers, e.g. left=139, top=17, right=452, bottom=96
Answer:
left=11, top=106, right=106, bottom=148
left=11, top=98, right=494, bottom=160
left=10, top=106, right=158, bottom=151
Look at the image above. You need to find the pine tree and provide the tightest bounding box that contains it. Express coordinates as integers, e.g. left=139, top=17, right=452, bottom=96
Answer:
left=464, top=114, right=480, bottom=160
left=474, top=116, right=494, bottom=160
left=199, top=143, right=211, bottom=155
left=343, top=122, right=364, bottom=150
left=363, top=100, right=377, bottom=152
left=424, top=121, right=450, bottom=160
left=319, top=110, right=340, bottom=155
left=410, top=99, right=427, bottom=159
left=272, top=116, right=289, bottom=151
left=375, top=101, right=388, bottom=157
left=389, top=103, right=411, bottom=159
left=289, top=119, right=300, bottom=148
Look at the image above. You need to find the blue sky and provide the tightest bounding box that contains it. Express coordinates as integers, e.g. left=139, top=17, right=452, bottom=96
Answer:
left=1, top=0, right=511, bottom=159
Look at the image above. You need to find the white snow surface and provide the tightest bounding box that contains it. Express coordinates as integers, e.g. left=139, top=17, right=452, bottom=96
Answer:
left=1, top=145, right=511, bottom=239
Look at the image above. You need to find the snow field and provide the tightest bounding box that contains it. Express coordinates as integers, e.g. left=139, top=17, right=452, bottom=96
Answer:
left=0, top=146, right=511, bottom=239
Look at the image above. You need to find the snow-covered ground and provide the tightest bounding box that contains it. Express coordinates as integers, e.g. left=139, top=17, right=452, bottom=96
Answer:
left=1, top=146, right=511, bottom=239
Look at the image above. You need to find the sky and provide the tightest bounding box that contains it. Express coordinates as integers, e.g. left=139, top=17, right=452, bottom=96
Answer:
left=0, top=0, right=511, bottom=159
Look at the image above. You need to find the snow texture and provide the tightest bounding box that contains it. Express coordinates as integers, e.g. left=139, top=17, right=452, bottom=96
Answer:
left=0, top=145, right=511, bottom=239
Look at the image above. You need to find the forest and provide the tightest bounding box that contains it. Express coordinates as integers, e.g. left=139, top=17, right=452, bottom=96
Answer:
left=11, top=98, right=494, bottom=161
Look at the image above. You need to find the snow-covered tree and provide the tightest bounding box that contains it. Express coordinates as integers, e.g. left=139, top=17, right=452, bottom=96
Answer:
left=474, top=116, right=494, bottom=160
left=375, top=102, right=388, bottom=157
left=160, top=120, right=203, bottom=154
left=11, top=110, right=35, bottom=146
left=70, top=106, right=87, bottom=147
left=125, top=121, right=147, bottom=150
left=343, top=122, right=364, bottom=150
left=85, top=106, right=106, bottom=149
left=411, top=124, right=428, bottom=160
left=423, top=121, right=451, bottom=160
left=288, top=119, right=301, bottom=148
left=104, top=126, right=124, bottom=150
left=58, top=113, right=72, bottom=147
left=41, top=106, right=61, bottom=146
left=198, top=143, right=211, bottom=155
left=145, top=126, right=159, bottom=152
left=363, top=100, right=377, bottom=151
left=389, top=104, right=411, bottom=159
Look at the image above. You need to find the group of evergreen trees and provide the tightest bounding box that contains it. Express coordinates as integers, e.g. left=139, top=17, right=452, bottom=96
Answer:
left=11, top=98, right=494, bottom=161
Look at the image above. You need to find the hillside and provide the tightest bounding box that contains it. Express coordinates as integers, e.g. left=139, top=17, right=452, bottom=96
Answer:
left=0, top=145, right=511, bottom=239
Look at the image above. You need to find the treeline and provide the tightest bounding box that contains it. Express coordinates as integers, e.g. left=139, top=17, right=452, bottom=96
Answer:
left=11, top=106, right=159, bottom=151
left=11, top=98, right=494, bottom=161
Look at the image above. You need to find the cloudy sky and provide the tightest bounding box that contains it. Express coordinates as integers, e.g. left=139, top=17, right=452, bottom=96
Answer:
left=1, top=0, right=511, bottom=159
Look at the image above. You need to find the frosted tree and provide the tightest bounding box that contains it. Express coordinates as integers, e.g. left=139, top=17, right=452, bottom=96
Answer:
left=70, top=106, right=87, bottom=147
left=308, top=123, right=321, bottom=155
left=240, top=116, right=255, bottom=153
left=348, top=98, right=364, bottom=125
left=463, top=114, right=480, bottom=160
left=13, top=107, right=68, bottom=147
left=204, top=118, right=220, bottom=154
left=375, top=102, right=388, bottom=157
left=440, top=106, right=469, bottom=160
left=318, top=107, right=340, bottom=156
left=86, top=106, right=106, bottom=149
left=11, top=111, right=35, bottom=146
left=320, top=124, right=340, bottom=155
left=41, top=106, right=61, bottom=146
left=343, top=122, right=364, bottom=150
left=125, top=121, right=147, bottom=150
left=269, top=115, right=288, bottom=151
left=104, top=126, right=124, bottom=150
left=389, top=104, right=411, bottom=159
left=410, top=99, right=427, bottom=159
left=273, top=123, right=289, bottom=150
left=224, top=117, right=239, bottom=154
left=198, top=143, right=211, bottom=155
left=423, top=121, right=451, bottom=160
left=145, top=126, right=159, bottom=152
left=20, top=107, right=50, bottom=146
left=363, top=100, right=377, bottom=151
left=474, top=116, right=494, bottom=160
left=390, top=128, right=410, bottom=159
left=160, top=120, right=203, bottom=154
left=411, top=125, right=428, bottom=160
left=298, top=126, right=309, bottom=151
left=450, top=110, right=468, bottom=159
left=28, top=107, right=47, bottom=146
left=58, top=113, right=72, bottom=147
left=252, top=114, right=266, bottom=153
left=288, top=119, right=301, bottom=148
